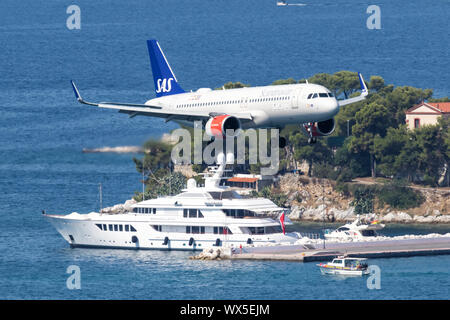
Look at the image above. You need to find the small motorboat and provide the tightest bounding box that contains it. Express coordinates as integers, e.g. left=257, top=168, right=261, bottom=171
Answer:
left=323, top=215, right=385, bottom=241
left=317, top=256, right=369, bottom=276
left=277, top=1, right=288, bottom=6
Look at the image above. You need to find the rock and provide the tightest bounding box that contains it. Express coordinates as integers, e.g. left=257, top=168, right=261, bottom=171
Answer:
left=432, top=209, right=441, bottom=216
left=381, top=212, right=412, bottom=223
left=288, top=205, right=305, bottom=220
left=435, top=215, right=450, bottom=223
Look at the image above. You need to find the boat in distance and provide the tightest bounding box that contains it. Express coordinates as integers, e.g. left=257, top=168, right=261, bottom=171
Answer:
left=317, top=257, right=370, bottom=276
left=44, top=154, right=300, bottom=250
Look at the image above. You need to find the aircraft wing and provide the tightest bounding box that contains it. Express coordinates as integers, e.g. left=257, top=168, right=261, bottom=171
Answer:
left=71, top=81, right=254, bottom=122
left=337, top=73, right=369, bottom=107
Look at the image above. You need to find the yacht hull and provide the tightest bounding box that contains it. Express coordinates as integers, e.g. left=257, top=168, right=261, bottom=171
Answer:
left=45, top=214, right=298, bottom=251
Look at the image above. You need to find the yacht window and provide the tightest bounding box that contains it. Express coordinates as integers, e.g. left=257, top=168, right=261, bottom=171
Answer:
left=125, top=225, right=129, bottom=232
left=152, top=225, right=162, bottom=232
left=153, top=208, right=156, bottom=214
left=103, top=224, right=107, bottom=231
left=95, top=224, right=103, bottom=230
left=133, top=208, right=138, bottom=213
left=265, top=226, right=283, bottom=234
left=130, top=225, right=136, bottom=232
left=334, top=260, right=342, bottom=264
left=213, top=227, right=218, bottom=234
left=183, top=209, right=188, bottom=218
left=186, top=226, right=191, bottom=233
left=119, top=225, right=123, bottom=232
left=337, top=227, right=349, bottom=231
left=200, top=227, right=205, bottom=234
left=189, top=209, right=197, bottom=218
left=361, top=230, right=376, bottom=237
left=114, top=225, right=118, bottom=231
left=109, top=224, right=113, bottom=231
left=192, top=226, right=200, bottom=234
left=198, top=211, right=204, bottom=218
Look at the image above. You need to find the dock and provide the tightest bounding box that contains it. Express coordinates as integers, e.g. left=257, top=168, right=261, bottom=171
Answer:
left=230, top=236, right=450, bottom=262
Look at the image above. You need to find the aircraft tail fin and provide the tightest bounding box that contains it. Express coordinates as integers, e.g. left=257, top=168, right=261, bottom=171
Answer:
left=147, top=40, right=185, bottom=97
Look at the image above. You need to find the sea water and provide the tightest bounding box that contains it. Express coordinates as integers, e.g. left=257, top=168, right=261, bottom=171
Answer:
left=0, top=0, right=449, bottom=299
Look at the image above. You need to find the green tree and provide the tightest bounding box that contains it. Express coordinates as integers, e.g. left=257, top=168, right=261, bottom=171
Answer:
left=272, top=78, right=297, bottom=86
left=349, top=102, right=396, bottom=177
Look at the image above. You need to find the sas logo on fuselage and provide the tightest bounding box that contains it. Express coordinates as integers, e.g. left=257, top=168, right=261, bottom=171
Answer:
left=156, top=78, right=174, bottom=93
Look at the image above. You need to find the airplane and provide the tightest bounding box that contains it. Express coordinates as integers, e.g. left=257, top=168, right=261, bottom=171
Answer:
left=71, top=40, right=368, bottom=147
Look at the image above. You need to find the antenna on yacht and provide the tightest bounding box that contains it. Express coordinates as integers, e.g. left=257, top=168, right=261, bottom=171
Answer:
left=99, top=183, right=103, bottom=213
left=142, top=170, right=145, bottom=201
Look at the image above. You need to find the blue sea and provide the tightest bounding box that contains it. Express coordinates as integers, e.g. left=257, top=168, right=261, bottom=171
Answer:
left=0, top=0, right=449, bottom=299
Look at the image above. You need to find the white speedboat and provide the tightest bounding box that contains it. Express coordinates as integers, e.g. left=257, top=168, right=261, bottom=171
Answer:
left=277, top=1, right=288, bottom=6
left=323, top=215, right=385, bottom=241
left=317, top=257, right=369, bottom=276
left=44, top=154, right=299, bottom=251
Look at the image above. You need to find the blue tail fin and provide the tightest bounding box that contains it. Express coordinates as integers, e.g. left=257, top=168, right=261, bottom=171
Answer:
left=147, top=40, right=185, bottom=97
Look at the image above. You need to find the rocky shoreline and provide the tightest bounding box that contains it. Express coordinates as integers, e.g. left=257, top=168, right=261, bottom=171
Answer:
left=288, top=204, right=450, bottom=224
left=279, top=173, right=450, bottom=224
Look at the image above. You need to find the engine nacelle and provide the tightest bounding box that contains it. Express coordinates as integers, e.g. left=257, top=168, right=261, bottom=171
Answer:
left=205, top=115, right=241, bottom=137
left=303, top=118, right=335, bottom=137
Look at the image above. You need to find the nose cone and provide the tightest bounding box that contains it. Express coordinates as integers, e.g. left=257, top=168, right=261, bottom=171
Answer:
left=321, top=98, right=339, bottom=118
left=330, top=98, right=339, bottom=116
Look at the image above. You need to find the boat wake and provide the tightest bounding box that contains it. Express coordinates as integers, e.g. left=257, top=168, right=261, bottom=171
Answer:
left=82, top=146, right=144, bottom=154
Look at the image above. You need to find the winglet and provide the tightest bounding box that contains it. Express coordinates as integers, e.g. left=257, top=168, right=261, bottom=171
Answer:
left=71, top=80, right=82, bottom=101
left=358, top=72, right=368, bottom=96
left=70, top=81, right=98, bottom=106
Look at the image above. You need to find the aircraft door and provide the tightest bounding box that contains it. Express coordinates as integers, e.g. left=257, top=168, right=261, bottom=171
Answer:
left=240, top=97, right=249, bottom=109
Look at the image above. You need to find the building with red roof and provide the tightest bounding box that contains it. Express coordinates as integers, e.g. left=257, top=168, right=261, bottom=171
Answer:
left=405, top=101, right=450, bottom=130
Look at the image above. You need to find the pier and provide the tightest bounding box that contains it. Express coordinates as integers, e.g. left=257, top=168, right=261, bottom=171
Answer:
left=230, top=236, right=450, bottom=262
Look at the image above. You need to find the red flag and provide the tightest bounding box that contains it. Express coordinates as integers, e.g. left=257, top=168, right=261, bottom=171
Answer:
left=279, top=212, right=286, bottom=235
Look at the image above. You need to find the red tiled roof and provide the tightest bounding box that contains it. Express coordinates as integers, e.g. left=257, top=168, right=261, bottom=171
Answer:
left=227, top=177, right=259, bottom=183
left=428, top=102, right=450, bottom=113
left=406, top=101, right=450, bottom=114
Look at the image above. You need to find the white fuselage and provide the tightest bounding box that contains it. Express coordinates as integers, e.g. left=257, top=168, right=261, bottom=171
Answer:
left=146, top=83, right=339, bottom=128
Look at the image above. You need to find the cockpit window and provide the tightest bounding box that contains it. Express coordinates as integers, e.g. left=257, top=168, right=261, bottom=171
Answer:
left=319, top=93, right=328, bottom=98
left=307, top=93, right=313, bottom=99
left=312, top=93, right=318, bottom=98
left=328, top=92, right=334, bottom=97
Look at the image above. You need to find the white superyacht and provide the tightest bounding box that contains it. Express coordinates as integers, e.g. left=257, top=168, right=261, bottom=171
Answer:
left=44, top=154, right=300, bottom=250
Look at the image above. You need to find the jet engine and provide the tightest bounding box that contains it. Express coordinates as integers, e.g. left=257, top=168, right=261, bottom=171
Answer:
left=205, top=115, right=241, bottom=137
left=302, top=118, right=335, bottom=142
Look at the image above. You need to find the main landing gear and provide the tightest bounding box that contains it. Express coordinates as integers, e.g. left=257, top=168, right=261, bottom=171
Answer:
left=308, top=137, right=317, bottom=144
